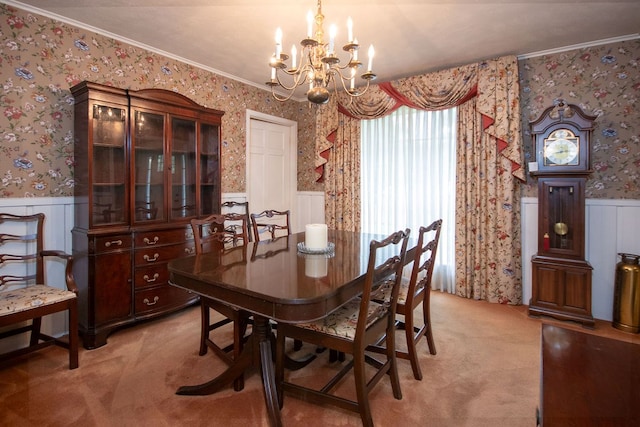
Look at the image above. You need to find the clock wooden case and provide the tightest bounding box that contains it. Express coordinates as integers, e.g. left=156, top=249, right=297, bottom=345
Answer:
left=529, top=101, right=597, bottom=327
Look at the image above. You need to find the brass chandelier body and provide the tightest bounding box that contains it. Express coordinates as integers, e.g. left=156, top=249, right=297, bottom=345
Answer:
left=267, top=0, right=376, bottom=104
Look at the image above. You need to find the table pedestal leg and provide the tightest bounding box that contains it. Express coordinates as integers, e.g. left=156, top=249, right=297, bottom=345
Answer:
left=176, top=316, right=282, bottom=427
left=176, top=339, right=253, bottom=396
left=256, top=318, right=282, bottom=427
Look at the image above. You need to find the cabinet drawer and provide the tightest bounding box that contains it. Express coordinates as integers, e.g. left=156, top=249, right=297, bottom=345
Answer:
left=134, top=243, right=194, bottom=265
left=134, top=265, right=169, bottom=289
left=134, top=284, right=196, bottom=315
left=94, top=234, right=132, bottom=253
left=134, top=228, right=192, bottom=247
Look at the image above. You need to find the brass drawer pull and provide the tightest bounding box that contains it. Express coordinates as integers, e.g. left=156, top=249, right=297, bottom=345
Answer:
left=143, top=253, right=159, bottom=262
left=143, top=296, right=159, bottom=306
left=143, top=236, right=159, bottom=245
left=143, top=273, right=160, bottom=283
left=105, top=240, right=123, bottom=248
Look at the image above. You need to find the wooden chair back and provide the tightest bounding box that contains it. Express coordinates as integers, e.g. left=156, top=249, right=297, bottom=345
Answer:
left=250, top=209, right=291, bottom=241
left=406, top=219, right=442, bottom=311
left=359, top=229, right=411, bottom=343
left=221, top=201, right=252, bottom=242
left=0, top=213, right=45, bottom=287
left=191, top=213, right=249, bottom=254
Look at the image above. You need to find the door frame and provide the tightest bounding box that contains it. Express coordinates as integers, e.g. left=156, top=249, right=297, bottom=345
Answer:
left=245, top=109, right=298, bottom=221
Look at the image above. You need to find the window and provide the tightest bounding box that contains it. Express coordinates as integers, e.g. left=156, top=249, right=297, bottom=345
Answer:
left=361, top=106, right=456, bottom=292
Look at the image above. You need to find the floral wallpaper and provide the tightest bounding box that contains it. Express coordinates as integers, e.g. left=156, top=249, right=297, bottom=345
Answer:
left=519, top=38, right=640, bottom=198
left=0, top=4, right=322, bottom=198
left=2, top=4, right=638, bottom=201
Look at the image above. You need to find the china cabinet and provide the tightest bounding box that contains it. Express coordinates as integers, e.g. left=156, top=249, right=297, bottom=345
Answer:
left=71, top=81, right=224, bottom=348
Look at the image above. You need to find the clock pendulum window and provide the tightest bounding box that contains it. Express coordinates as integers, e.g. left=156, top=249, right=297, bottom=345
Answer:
left=550, top=185, right=571, bottom=250
left=528, top=100, right=596, bottom=327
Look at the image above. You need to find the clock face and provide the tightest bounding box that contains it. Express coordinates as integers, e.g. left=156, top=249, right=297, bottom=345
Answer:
left=543, top=129, right=580, bottom=166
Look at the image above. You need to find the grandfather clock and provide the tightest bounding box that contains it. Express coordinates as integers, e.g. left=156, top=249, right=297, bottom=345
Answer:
left=528, top=101, right=596, bottom=327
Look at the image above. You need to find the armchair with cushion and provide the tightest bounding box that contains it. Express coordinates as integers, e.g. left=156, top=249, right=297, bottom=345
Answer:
left=0, top=212, right=79, bottom=369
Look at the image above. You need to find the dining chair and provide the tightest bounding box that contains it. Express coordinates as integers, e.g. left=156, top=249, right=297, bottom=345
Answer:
left=250, top=209, right=290, bottom=242
left=0, top=212, right=79, bottom=369
left=221, top=201, right=252, bottom=242
left=190, top=213, right=251, bottom=391
left=275, top=229, right=410, bottom=427
left=248, top=214, right=303, bottom=350
left=371, top=219, right=442, bottom=380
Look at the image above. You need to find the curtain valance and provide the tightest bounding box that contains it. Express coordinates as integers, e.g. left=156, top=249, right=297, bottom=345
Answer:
left=315, top=55, right=525, bottom=183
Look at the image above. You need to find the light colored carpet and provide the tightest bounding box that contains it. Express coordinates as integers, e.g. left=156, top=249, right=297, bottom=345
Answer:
left=1, top=292, right=633, bottom=426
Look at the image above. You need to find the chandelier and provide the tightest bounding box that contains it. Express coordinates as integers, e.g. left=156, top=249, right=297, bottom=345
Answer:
left=266, top=0, right=376, bottom=104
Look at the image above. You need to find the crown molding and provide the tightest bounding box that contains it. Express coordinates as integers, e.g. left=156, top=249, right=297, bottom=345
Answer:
left=518, top=34, right=640, bottom=60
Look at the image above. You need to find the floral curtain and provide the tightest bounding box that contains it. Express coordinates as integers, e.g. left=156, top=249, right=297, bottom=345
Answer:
left=315, top=55, right=525, bottom=304
left=315, top=97, right=361, bottom=231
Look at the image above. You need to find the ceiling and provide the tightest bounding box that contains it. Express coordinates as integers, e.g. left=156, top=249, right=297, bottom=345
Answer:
left=7, top=0, right=640, bottom=101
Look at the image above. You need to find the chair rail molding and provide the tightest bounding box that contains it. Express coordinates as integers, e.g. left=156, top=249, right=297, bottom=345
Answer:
left=521, top=197, right=640, bottom=321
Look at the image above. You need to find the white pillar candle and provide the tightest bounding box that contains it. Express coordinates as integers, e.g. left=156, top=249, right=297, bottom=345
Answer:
left=305, top=223, right=328, bottom=249
left=305, top=255, right=328, bottom=278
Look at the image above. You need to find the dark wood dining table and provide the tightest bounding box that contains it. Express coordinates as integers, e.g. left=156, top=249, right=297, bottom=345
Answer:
left=168, top=230, right=398, bottom=427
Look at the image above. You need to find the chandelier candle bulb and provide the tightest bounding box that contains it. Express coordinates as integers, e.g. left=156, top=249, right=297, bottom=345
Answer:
left=307, top=10, right=313, bottom=38
left=275, top=28, right=282, bottom=58
left=305, top=224, right=328, bottom=249
left=367, top=45, right=374, bottom=71
left=329, top=24, right=337, bottom=54
left=347, top=17, right=353, bottom=42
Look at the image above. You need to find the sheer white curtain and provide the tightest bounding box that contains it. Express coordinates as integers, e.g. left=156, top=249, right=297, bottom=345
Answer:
left=361, top=106, right=456, bottom=292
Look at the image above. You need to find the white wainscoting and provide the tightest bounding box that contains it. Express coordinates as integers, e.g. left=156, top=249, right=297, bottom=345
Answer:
left=0, top=192, right=326, bottom=350
left=521, top=197, right=640, bottom=322
left=294, top=191, right=326, bottom=233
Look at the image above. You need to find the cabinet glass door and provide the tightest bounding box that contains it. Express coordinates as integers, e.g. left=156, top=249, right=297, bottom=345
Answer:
left=133, top=110, right=165, bottom=223
left=92, top=104, right=127, bottom=226
left=170, top=117, right=197, bottom=220
left=200, top=122, right=220, bottom=215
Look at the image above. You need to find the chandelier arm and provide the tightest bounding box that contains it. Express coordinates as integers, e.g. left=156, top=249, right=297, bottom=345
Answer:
left=274, top=66, right=308, bottom=91
left=335, top=75, right=373, bottom=99
left=269, top=86, right=298, bottom=102
left=332, top=65, right=361, bottom=83
left=332, top=55, right=359, bottom=73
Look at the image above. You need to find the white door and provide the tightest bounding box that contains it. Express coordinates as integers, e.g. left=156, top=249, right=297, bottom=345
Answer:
left=246, top=110, right=297, bottom=228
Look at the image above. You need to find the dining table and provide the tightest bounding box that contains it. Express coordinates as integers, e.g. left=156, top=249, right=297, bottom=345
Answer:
left=168, top=229, right=405, bottom=427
